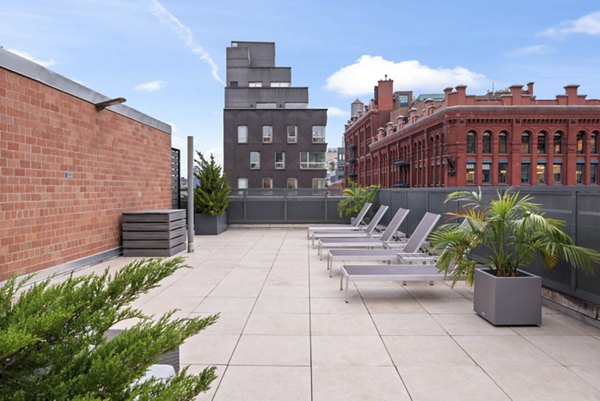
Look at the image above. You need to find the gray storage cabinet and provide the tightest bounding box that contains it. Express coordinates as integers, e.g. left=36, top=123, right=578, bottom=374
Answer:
left=122, top=210, right=186, bottom=256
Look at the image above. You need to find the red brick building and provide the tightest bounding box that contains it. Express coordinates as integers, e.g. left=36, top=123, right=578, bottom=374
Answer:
left=0, top=49, right=173, bottom=279
left=344, top=79, right=600, bottom=188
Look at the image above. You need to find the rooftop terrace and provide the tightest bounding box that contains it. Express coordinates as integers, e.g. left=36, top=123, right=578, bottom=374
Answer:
left=68, top=227, right=600, bottom=401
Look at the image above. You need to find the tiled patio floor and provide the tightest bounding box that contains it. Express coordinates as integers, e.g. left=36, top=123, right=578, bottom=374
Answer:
left=85, top=228, right=600, bottom=401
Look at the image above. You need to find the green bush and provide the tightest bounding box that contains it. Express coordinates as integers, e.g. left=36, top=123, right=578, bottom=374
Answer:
left=337, top=180, right=379, bottom=218
left=0, top=257, right=218, bottom=401
left=194, top=152, right=231, bottom=216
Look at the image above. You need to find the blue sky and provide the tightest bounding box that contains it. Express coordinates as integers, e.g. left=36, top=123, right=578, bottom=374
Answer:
left=1, top=0, right=600, bottom=168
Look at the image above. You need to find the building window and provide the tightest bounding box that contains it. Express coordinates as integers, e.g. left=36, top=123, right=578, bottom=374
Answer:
left=287, top=177, right=298, bottom=189
left=591, top=163, right=598, bottom=184
left=521, top=132, right=531, bottom=154
left=300, top=152, right=326, bottom=169
left=498, top=162, right=508, bottom=184
left=312, top=126, right=326, bottom=143
left=262, top=177, right=273, bottom=189
left=482, top=162, right=491, bottom=184
left=537, top=163, right=546, bottom=184
left=592, top=132, right=598, bottom=154
left=466, top=132, right=476, bottom=154
left=577, top=131, right=585, bottom=154
left=466, top=163, right=476, bottom=184
left=537, top=132, right=547, bottom=154
left=237, top=177, right=248, bottom=189
left=271, top=82, right=290, bottom=87
left=285, top=103, right=308, bottom=109
left=553, top=164, right=562, bottom=184
left=576, top=162, right=585, bottom=184
left=237, top=126, right=248, bottom=143
left=482, top=132, right=492, bottom=154
left=262, top=126, right=273, bottom=143
left=256, top=103, right=277, bottom=109
left=250, top=151, right=260, bottom=169
left=498, top=132, right=508, bottom=154
left=521, top=162, right=531, bottom=184
left=248, top=82, right=262, bottom=87
left=312, top=178, right=326, bottom=189
left=398, top=94, right=409, bottom=107
left=275, top=151, right=285, bottom=169
left=287, top=126, right=298, bottom=143
left=554, top=132, right=563, bottom=154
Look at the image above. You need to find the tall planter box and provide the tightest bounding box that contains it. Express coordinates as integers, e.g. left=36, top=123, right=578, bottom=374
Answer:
left=473, top=268, right=542, bottom=326
left=194, top=212, right=227, bottom=235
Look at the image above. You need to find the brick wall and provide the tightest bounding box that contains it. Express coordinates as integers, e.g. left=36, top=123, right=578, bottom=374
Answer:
left=0, top=68, right=172, bottom=279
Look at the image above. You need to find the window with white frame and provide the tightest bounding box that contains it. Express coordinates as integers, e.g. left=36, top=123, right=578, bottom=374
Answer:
left=287, top=177, right=298, bottom=189
left=256, top=103, right=277, bottom=109
left=275, top=151, right=285, bottom=169
left=248, top=82, right=262, bottom=87
left=300, top=152, right=326, bottom=169
left=312, top=178, right=326, bottom=189
left=271, top=82, right=290, bottom=87
left=262, top=177, right=273, bottom=189
left=237, top=126, right=248, bottom=143
left=250, top=151, right=260, bottom=169
left=312, top=126, right=326, bottom=143
left=287, top=126, right=298, bottom=143
left=237, top=178, right=248, bottom=189
left=262, top=126, right=273, bottom=143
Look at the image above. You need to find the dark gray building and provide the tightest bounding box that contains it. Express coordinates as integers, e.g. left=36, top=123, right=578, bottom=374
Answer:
left=224, top=41, right=328, bottom=189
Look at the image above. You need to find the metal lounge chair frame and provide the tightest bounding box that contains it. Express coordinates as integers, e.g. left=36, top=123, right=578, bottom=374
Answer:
left=306, top=202, right=372, bottom=238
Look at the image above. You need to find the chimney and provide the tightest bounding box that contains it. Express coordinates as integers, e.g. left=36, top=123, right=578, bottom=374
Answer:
left=377, top=77, right=394, bottom=111
left=510, top=84, right=523, bottom=105
left=455, top=85, right=467, bottom=104
left=526, top=82, right=534, bottom=95
left=564, top=84, right=579, bottom=104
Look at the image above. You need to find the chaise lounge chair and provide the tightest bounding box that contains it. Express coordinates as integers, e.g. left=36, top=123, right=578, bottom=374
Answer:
left=316, top=208, right=410, bottom=259
left=325, top=212, right=441, bottom=277
left=311, top=205, right=389, bottom=247
left=306, top=202, right=372, bottom=238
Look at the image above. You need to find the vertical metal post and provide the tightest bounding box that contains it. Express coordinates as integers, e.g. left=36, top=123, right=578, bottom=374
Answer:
left=187, top=136, right=195, bottom=253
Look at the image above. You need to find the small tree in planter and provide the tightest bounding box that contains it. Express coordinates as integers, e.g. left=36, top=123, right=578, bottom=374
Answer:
left=0, top=257, right=218, bottom=400
left=337, top=180, right=379, bottom=221
left=430, top=188, right=599, bottom=325
left=194, top=152, right=231, bottom=235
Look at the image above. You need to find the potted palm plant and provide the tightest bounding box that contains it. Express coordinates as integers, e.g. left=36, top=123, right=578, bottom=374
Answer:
left=337, top=180, right=379, bottom=222
left=194, top=151, right=231, bottom=235
left=430, top=188, right=599, bottom=326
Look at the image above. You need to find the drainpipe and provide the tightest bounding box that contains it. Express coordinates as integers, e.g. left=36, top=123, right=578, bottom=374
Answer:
left=187, top=136, right=195, bottom=253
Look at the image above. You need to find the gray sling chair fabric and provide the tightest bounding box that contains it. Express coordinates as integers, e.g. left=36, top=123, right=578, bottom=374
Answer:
left=306, top=202, right=372, bottom=238
left=310, top=205, right=389, bottom=247
left=316, top=208, right=410, bottom=259
left=325, top=212, right=441, bottom=277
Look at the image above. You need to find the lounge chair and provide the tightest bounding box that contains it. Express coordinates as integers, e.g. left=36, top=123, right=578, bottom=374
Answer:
left=306, top=202, right=372, bottom=238
left=316, top=208, right=410, bottom=259
left=310, top=205, right=389, bottom=247
left=325, top=212, right=441, bottom=276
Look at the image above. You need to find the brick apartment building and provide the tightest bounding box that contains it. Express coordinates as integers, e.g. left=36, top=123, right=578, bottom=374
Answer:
left=0, top=49, right=173, bottom=279
left=344, top=79, right=600, bottom=188
left=223, top=41, right=328, bottom=189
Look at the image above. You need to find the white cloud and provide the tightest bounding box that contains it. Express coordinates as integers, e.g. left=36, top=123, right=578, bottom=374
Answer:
left=134, top=80, right=166, bottom=92
left=538, top=11, right=600, bottom=38
left=327, top=107, right=349, bottom=118
left=150, top=0, right=224, bottom=85
left=7, top=48, right=55, bottom=68
left=507, top=44, right=553, bottom=57
left=325, top=55, right=487, bottom=97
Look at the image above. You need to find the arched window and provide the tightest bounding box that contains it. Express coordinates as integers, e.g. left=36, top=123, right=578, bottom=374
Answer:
left=554, top=132, right=563, bottom=154
left=467, top=131, right=476, bottom=154
left=577, top=131, right=586, bottom=154
left=498, top=132, right=508, bottom=154
left=482, top=131, right=492, bottom=154
left=537, top=132, right=547, bottom=154
left=592, top=131, right=598, bottom=154
left=521, top=132, right=531, bottom=154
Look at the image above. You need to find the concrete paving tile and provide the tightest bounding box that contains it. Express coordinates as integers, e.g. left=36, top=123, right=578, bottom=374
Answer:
left=399, top=366, right=510, bottom=401
left=311, top=313, right=378, bottom=336
left=191, top=312, right=249, bottom=335
left=230, top=335, right=310, bottom=366
left=569, top=366, right=600, bottom=392
left=486, top=366, right=600, bottom=401
left=213, top=366, right=311, bottom=401
left=259, top=284, right=308, bottom=298
left=512, top=313, right=589, bottom=336
left=454, top=335, right=561, bottom=369
left=372, top=314, right=447, bottom=335
left=243, top=313, right=309, bottom=335
left=312, top=366, right=410, bottom=401
left=253, top=296, right=309, bottom=314
left=384, top=335, right=475, bottom=367
left=432, top=313, right=517, bottom=336
left=194, top=297, right=256, bottom=314
left=180, top=334, right=239, bottom=365
left=312, top=335, right=392, bottom=367
left=363, top=297, right=428, bottom=314
left=209, top=283, right=263, bottom=298
left=310, top=297, right=369, bottom=314
left=525, top=335, right=600, bottom=366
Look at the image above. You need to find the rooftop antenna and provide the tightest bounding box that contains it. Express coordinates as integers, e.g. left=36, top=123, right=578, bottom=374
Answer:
left=492, top=80, right=495, bottom=94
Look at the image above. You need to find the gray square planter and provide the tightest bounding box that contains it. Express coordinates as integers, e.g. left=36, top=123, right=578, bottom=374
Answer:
left=473, top=268, right=542, bottom=326
left=194, top=212, right=227, bottom=235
